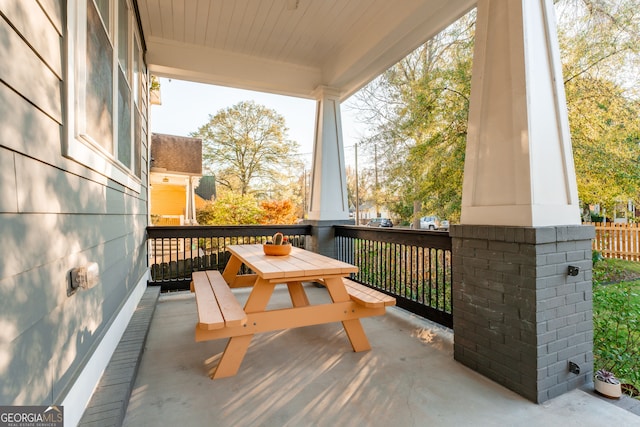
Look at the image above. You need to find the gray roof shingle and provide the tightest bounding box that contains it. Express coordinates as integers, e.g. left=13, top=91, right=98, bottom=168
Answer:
left=150, top=133, right=202, bottom=175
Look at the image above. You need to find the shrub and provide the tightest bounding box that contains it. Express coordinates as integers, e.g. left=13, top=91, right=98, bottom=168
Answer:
left=196, top=193, right=263, bottom=225
left=593, top=280, right=640, bottom=394
left=592, top=250, right=604, bottom=265
left=260, top=200, right=298, bottom=224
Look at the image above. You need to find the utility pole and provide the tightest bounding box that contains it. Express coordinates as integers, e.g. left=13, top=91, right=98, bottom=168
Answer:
left=302, top=167, right=306, bottom=217
left=355, top=144, right=359, bottom=225
left=374, top=144, right=379, bottom=218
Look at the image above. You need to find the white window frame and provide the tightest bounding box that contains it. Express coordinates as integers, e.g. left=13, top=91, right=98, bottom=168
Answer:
left=64, top=0, right=142, bottom=193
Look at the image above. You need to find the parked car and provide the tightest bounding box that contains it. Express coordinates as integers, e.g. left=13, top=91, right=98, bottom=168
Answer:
left=411, top=215, right=448, bottom=230
left=366, top=218, right=394, bottom=227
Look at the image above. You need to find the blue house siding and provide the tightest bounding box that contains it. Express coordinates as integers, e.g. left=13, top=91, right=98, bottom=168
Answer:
left=0, top=0, right=149, bottom=408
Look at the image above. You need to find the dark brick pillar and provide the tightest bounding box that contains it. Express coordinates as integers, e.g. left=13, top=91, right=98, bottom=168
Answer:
left=450, top=225, right=595, bottom=403
left=304, top=219, right=353, bottom=258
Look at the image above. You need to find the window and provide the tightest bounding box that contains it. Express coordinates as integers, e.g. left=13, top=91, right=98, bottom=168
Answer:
left=85, top=0, right=113, bottom=153
left=133, top=33, right=143, bottom=177
left=65, top=0, right=144, bottom=192
left=94, top=0, right=110, bottom=29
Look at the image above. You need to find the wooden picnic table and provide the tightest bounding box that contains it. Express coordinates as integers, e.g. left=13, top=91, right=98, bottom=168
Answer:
left=192, top=244, right=395, bottom=379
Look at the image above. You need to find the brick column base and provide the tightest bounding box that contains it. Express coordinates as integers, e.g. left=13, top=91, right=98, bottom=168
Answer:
left=304, top=219, right=354, bottom=258
left=450, top=225, right=595, bottom=403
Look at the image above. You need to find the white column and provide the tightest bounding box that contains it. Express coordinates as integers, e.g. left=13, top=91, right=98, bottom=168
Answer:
left=184, top=177, right=194, bottom=225
left=461, top=0, right=580, bottom=226
left=307, top=86, right=349, bottom=221
left=191, top=176, right=200, bottom=224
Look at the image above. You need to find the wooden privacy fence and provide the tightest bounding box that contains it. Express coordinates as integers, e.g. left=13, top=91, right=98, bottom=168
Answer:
left=586, top=222, right=640, bottom=261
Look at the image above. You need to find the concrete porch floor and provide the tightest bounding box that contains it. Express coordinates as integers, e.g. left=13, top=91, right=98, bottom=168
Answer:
left=123, top=284, right=639, bottom=427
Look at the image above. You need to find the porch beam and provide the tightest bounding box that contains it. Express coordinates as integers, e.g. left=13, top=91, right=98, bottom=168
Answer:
left=146, top=39, right=322, bottom=100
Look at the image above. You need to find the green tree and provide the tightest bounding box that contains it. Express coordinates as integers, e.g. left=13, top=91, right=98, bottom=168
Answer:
left=350, top=1, right=640, bottom=223
left=352, top=12, right=475, bottom=224
left=557, top=0, right=640, bottom=216
left=192, top=101, right=301, bottom=196
left=196, top=191, right=263, bottom=225
left=566, top=77, right=640, bottom=213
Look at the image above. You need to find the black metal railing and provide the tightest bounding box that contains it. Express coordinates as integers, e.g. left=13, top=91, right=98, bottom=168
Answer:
left=147, top=225, right=312, bottom=291
left=146, top=223, right=453, bottom=328
left=334, top=226, right=453, bottom=328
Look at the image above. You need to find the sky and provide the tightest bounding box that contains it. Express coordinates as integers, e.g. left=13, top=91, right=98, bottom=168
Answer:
left=149, top=78, right=366, bottom=168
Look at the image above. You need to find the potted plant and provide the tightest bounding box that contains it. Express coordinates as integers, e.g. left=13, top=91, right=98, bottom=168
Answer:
left=149, top=75, right=162, bottom=105
left=263, top=232, right=292, bottom=256
left=594, top=369, right=622, bottom=399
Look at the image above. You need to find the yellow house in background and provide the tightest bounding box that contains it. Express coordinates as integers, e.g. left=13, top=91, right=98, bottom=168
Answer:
left=150, top=133, right=202, bottom=225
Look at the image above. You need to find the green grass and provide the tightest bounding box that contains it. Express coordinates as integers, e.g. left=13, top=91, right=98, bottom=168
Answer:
left=593, top=257, right=640, bottom=284
left=592, top=255, right=640, bottom=397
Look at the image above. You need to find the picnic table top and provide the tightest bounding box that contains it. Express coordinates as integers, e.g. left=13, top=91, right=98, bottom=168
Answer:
left=226, top=244, right=358, bottom=280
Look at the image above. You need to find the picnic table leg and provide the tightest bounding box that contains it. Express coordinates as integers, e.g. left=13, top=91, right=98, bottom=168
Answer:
left=287, top=281, right=310, bottom=307
left=324, top=277, right=371, bottom=352
left=341, top=319, right=371, bottom=351
left=210, top=277, right=276, bottom=378
left=210, top=335, right=253, bottom=379
left=222, top=254, right=243, bottom=285
left=244, top=278, right=276, bottom=312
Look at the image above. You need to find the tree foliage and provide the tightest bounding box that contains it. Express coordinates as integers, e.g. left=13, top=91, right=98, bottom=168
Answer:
left=196, top=192, right=299, bottom=226
left=566, top=77, right=640, bottom=211
left=191, top=100, right=302, bottom=196
left=260, top=200, right=298, bottom=224
left=196, top=192, right=263, bottom=225
left=556, top=0, right=640, bottom=98
left=557, top=0, right=640, bottom=215
left=351, top=12, right=475, bottom=223
left=349, top=1, right=640, bottom=223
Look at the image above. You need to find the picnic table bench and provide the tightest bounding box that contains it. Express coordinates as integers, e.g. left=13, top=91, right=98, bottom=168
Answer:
left=191, top=270, right=246, bottom=330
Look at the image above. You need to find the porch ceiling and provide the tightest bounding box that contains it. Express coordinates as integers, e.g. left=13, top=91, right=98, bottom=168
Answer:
left=138, top=0, right=475, bottom=101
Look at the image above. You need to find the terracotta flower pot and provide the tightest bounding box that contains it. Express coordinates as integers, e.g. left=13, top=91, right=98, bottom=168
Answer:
left=263, top=243, right=292, bottom=256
